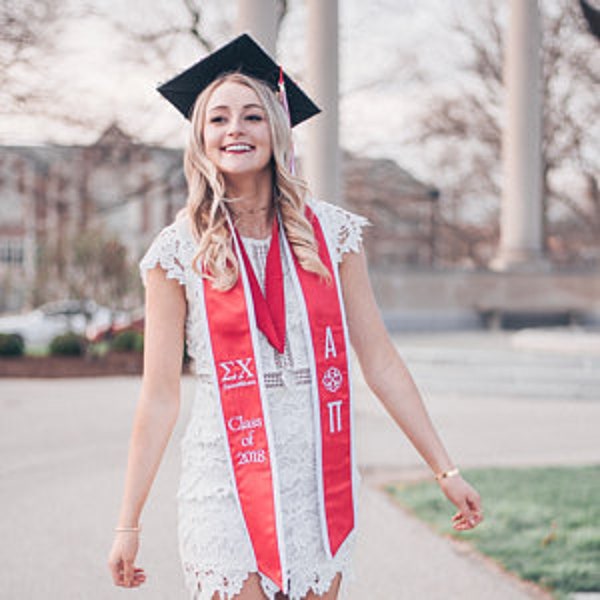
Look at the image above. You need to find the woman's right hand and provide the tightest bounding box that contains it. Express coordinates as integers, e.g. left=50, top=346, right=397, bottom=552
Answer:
left=108, top=532, right=146, bottom=588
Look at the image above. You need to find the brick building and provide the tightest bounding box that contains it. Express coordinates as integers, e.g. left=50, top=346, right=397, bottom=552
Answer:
left=0, top=126, right=437, bottom=312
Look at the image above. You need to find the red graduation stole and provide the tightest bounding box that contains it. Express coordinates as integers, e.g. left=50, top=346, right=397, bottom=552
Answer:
left=200, top=207, right=355, bottom=593
left=234, top=215, right=286, bottom=353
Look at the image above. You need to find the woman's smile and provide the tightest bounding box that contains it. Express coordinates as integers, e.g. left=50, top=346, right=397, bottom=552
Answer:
left=221, top=142, right=255, bottom=154
left=203, top=80, right=272, bottom=178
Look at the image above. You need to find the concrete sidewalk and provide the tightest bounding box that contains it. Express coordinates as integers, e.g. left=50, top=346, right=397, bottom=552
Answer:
left=1, top=331, right=598, bottom=599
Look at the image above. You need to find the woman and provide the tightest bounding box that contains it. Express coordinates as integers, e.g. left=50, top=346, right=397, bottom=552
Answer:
left=108, top=34, right=482, bottom=600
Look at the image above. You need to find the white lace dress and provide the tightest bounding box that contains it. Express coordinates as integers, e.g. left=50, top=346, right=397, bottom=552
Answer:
left=139, top=200, right=369, bottom=600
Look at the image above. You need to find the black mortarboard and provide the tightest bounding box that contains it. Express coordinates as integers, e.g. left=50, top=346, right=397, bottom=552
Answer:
left=580, top=0, right=600, bottom=39
left=157, top=33, right=320, bottom=127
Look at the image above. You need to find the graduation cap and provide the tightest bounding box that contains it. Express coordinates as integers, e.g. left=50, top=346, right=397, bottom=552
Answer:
left=580, top=0, right=600, bottom=39
left=157, top=33, right=320, bottom=127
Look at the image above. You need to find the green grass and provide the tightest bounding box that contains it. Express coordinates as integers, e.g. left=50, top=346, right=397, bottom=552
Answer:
left=386, top=466, right=600, bottom=599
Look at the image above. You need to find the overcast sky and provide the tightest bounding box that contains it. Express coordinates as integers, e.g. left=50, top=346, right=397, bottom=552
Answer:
left=1, top=0, right=487, bottom=180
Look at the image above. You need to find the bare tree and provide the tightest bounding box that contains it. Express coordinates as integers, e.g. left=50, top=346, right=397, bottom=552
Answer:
left=410, top=0, right=600, bottom=267
left=68, top=229, right=138, bottom=310
left=34, top=227, right=140, bottom=311
left=0, top=0, right=60, bottom=108
left=0, top=0, right=94, bottom=129
left=99, top=0, right=289, bottom=72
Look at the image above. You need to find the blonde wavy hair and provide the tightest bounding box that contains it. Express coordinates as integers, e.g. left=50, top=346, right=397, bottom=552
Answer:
left=183, top=72, right=330, bottom=290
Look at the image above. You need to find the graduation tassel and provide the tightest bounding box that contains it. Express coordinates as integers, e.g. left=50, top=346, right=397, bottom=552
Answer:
left=278, top=66, right=297, bottom=175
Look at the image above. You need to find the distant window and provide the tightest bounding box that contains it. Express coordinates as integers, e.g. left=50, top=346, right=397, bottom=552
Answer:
left=0, top=239, right=24, bottom=265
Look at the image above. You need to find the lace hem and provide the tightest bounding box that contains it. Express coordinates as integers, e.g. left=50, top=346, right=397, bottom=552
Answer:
left=181, top=534, right=356, bottom=600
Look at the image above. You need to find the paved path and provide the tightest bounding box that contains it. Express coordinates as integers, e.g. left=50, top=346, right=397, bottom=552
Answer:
left=1, top=330, right=598, bottom=599
left=355, top=331, right=600, bottom=472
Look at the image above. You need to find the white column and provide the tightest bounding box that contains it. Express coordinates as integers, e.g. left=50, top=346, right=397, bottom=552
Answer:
left=235, top=0, right=278, bottom=55
left=304, top=0, right=341, bottom=204
left=492, top=0, right=547, bottom=271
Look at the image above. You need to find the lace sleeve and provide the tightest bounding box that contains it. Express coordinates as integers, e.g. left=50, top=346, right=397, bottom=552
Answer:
left=312, top=200, right=371, bottom=264
left=139, top=222, right=187, bottom=287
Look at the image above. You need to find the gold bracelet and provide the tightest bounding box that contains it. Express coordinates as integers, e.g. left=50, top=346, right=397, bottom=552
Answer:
left=434, top=467, right=460, bottom=481
left=115, top=525, right=141, bottom=533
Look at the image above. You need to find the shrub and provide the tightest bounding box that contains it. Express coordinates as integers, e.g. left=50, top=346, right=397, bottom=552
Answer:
left=111, top=330, right=144, bottom=353
left=0, top=333, right=25, bottom=357
left=49, top=333, right=87, bottom=357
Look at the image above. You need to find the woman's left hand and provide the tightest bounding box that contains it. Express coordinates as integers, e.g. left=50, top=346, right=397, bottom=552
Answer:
left=438, top=475, right=483, bottom=531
